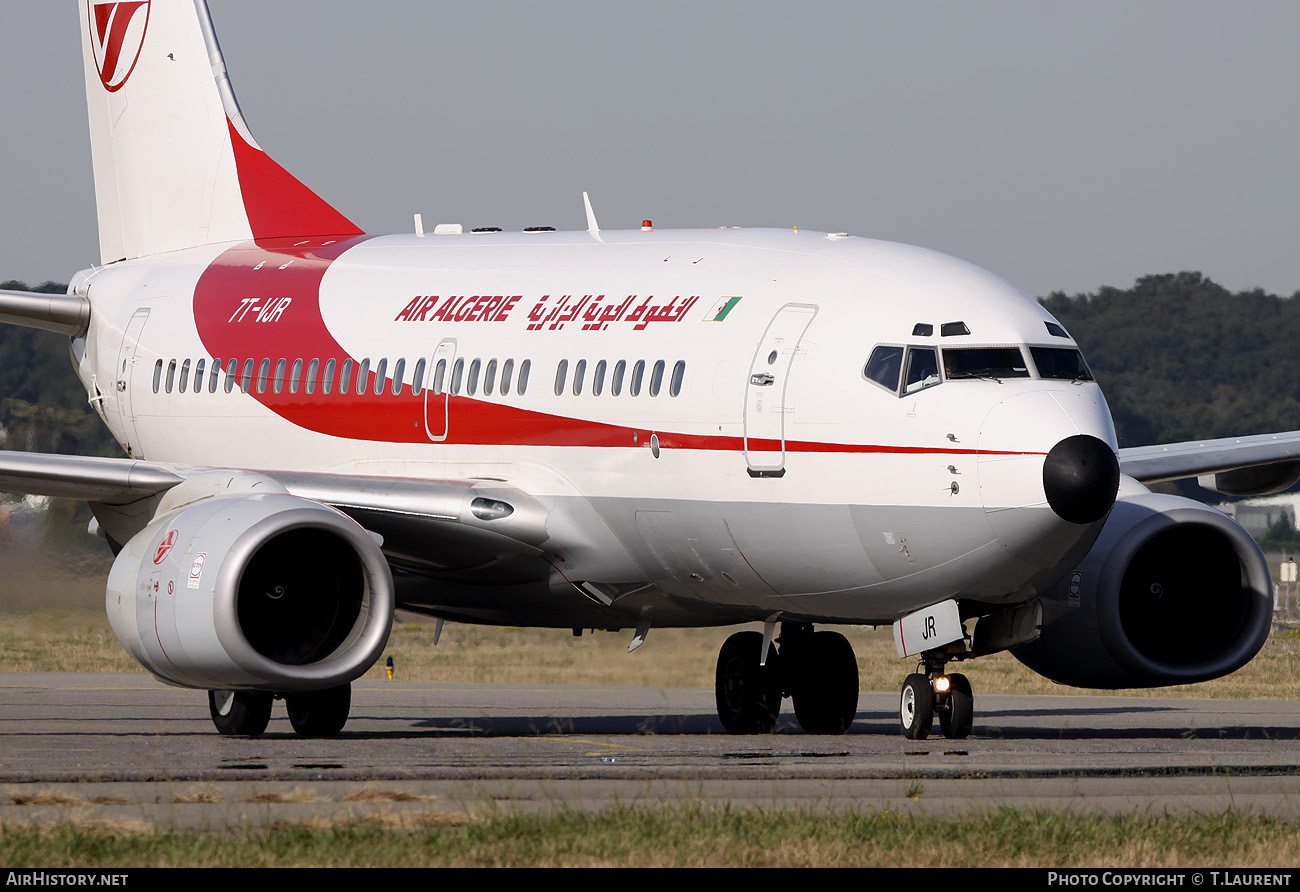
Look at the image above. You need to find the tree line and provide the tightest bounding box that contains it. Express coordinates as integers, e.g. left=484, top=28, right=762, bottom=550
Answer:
left=1041, top=271, right=1300, bottom=448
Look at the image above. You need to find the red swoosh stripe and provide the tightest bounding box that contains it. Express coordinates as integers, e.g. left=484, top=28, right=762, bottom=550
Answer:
left=193, top=239, right=1045, bottom=457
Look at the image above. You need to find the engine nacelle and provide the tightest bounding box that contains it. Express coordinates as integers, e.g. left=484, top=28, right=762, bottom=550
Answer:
left=1012, top=491, right=1273, bottom=688
left=107, top=494, right=394, bottom=692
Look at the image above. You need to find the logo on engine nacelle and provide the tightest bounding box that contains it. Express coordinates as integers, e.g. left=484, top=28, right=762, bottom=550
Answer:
left=187, top=552, right=207, bottom=589
left=88, top=2, right=151, bottom=93
left=153, top=528, right=177, bottom=565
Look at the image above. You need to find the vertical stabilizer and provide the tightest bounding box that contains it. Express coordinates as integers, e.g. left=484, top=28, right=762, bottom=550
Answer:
left=80, top=0, right=361, bottom=264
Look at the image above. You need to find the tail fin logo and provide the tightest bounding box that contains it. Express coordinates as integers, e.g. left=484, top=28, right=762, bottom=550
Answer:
left=88, top=1, right=150, bottom=93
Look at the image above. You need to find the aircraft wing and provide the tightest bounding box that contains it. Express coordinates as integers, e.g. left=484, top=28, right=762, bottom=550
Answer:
left=0, top=451, right=183, bottom=503
left=1119, top=430, right=1300, bottom=495
left=0, top=451, right=550, bottom=571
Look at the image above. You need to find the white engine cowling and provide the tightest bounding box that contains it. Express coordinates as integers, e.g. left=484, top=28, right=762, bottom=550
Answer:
left=1012, top=492, right=1273, bottom=688
left=106, top=493, right=394, bottom=691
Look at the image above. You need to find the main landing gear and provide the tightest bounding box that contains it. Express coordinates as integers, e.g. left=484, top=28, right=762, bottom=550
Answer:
left=714, top=623, right=860, bottom=735
left=207, top=683, right=353, bottom=737
left=898, top=652, right=973, bottom=740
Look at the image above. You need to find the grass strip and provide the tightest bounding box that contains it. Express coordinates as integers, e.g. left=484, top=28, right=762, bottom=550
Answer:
left=5, top=808, right=1300, bottom=868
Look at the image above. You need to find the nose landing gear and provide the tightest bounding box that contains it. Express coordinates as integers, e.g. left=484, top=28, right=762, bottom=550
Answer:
left=898, top=652, right=974, bottom=740
left=899, top=673, right=933, bottom=739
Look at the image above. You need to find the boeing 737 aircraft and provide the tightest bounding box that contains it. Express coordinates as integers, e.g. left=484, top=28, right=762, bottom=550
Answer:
left=1, top=0, right=1295, bottom=740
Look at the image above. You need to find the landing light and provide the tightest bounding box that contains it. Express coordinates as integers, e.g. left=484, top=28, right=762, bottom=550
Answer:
left=934, top=676, right=952, bottom=694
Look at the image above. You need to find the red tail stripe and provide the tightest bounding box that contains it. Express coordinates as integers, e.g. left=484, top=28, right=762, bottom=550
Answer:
left=225, top=118, right=363, bottom=241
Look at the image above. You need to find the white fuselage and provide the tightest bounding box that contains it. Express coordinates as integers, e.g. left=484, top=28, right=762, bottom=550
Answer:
left=70, top=226, right=1117, bottom=627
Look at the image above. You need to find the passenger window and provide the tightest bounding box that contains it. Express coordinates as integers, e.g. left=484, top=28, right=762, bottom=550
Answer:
left=649, top=359, right=665, bottom=396
left=323, top=358, right=337, bottom=395
left=573, top=359, right=586, bottom=395
left=612, top=360, right=626, bottom=396
left=554, top=359, right=568, bottom=396
left=432, top=359, right=446, bottom=395
left=903, top=347, right=940, bottom=394
left=339, top=359, right=354, bottom=394
left=468, top=359, right=481, bottom=395
left=501, top=359, right=514, bottom=394
left=241, top=358, right=254, bottom=393
left=392, top=358, right=406, bottom=395
left=518, top=359, right=531, bottom=394
left=593, top=360, right=607, bottom=396
left=153, top=360, right=163, bottom=393
left=485, top=359, right=497, bottom=396
left=289, top=359, right=302, bottom=394
left=208, top=359, right=220, bottom=393
left=451, top=358, right=464, bottom=394
left=257, top=359, right=271, bottom=394
left=864, top=346, right=904, bottom=393
left=226, top=359, right=239, bottom=394
left=630, top=360, right=645, bottom=396
left=179, top=359, right=190, bottom=393
left=670, top=360, right=685, bottom=397
left=373, top=358, right=388, bottom=396
left=305, top=359, right=319, bottom=395
left=272, top=358, right=287, bottom=394
left=411, top=358, right=425, bottom=396
left=166, top=360, right=176, bottom=393
left=356, top=358, right=371, bottom=396
left=194, top=359, right=205, bottom=392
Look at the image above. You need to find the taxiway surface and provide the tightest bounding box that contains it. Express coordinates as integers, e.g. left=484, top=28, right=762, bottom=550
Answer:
left=3, top=672, right=1300, bottom=827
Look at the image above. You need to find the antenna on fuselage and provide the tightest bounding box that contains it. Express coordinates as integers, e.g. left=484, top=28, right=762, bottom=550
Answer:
left=582, top=192, right=601, bottom=237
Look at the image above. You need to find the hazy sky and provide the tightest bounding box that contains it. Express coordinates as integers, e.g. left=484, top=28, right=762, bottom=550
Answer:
left=3, top=1, right=1298, bottom=299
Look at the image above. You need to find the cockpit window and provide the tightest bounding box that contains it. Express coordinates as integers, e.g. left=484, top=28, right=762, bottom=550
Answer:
left=903, top=347, right=940, bottom=393
left=943, top=347, right=1030, bottom=381
left=1031, top=346, right=1093, bottom=381
left=863, top=345, right=903, bottom=393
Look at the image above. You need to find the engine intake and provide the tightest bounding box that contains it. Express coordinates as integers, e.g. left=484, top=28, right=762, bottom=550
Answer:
left=1013, top=492, right=1272, bottom=688
left=107, top=494, right=394, bottom=692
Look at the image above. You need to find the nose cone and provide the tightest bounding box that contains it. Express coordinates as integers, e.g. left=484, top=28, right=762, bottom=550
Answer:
left=977, top=388, right=1118, bottom=579
left=1042, top=434, right=1120, bottom=524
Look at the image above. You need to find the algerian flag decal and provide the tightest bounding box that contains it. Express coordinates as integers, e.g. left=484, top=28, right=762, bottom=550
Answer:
left=705, top=296, right=742, bottom=321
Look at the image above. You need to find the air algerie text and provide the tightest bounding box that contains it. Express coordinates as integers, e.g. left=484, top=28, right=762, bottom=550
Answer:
left=395, top=294, right=521, bottom=324
left=394, top=293, right=701, bottom=331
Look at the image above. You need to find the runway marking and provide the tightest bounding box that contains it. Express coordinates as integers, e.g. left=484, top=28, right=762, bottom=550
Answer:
left=61, top=685, right=159, bottom=691
left=570, top=738, right=639, bottom=754
left=0, top=683, right=162, bottom=692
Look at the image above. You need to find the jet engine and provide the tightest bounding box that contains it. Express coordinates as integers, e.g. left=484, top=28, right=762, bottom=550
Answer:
left=106, top=494, right=394, bottom=691
left=1012, top=491, right=1273, bottom=688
